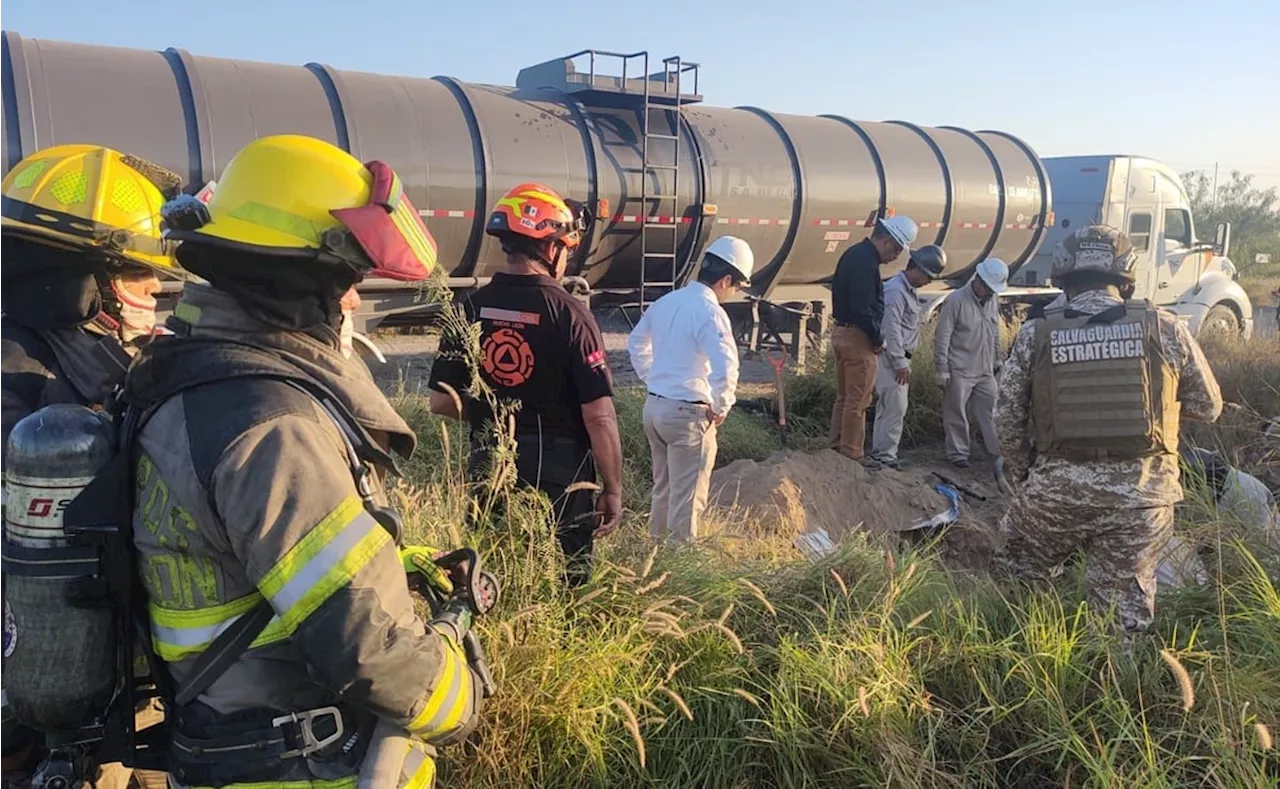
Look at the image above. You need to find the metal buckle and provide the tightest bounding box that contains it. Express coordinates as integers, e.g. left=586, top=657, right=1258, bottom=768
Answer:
left=271, top=706, right=345, bottom=759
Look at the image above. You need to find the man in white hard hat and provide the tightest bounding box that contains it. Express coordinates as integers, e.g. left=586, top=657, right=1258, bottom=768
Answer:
left=828, top=215, right=919, bottom=460
left=933, top=257, right=1009, bottom=469
left=628, top=236, right=754, bottom=542
left=868, top=243, right=947, bottom=468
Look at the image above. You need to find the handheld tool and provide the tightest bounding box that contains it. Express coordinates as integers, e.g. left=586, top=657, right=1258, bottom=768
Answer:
left=993, top=457, right=1017, bottom=498
left=931, top=471, right=989, bottom=502
left=405, top=547, right=501, bottom=699
left=765, top=348, right=789, bottom=449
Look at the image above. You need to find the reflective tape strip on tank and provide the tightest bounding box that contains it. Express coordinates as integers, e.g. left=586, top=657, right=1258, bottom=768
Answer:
left=401, top=209, right=1010, bottom=230
left=2, top=474, right=94, bottom=537
left=409, top=209, right=1034, bottom=233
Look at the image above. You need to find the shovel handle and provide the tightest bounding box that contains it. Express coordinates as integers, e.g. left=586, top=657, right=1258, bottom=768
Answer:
left=764, top=348, right=787, bottom=372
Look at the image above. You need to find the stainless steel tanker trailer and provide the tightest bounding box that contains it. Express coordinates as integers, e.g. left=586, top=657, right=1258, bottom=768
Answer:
left=2, top=32, right=1253, bottom=357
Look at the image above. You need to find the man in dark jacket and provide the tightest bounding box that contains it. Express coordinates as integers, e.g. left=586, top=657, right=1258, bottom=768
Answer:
left=827, top=215, right=918, bottom=460
left=1, top=143, right=184, bottom=789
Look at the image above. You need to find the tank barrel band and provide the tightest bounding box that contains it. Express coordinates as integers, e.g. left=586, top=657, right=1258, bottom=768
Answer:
left=1, top=538, right=100, bottom=579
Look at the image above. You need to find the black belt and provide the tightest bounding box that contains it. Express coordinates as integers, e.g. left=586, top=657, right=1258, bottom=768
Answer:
left=648, top=392, right=710, bottom=406
left=171, top=704, right=365, bottom=785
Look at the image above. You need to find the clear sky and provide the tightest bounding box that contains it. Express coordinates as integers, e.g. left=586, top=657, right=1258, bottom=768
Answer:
left=5, top=0, right=1278, bottom=192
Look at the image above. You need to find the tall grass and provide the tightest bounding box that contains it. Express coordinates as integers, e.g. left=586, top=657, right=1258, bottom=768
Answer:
left=386, top=315, right=1279, bottom=786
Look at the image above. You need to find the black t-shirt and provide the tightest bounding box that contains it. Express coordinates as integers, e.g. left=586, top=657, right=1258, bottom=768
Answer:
left=428, top=272, right=614, bottom=444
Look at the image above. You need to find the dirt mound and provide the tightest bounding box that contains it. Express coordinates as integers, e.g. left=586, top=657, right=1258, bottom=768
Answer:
left=708, top=449, right=957, bottom=538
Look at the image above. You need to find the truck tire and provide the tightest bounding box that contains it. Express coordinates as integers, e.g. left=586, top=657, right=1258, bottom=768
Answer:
left=1200, top=304, right=1240, bottom=338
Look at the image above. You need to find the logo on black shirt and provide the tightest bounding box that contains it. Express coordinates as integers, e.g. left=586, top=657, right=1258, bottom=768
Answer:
left=482, top=327, right=536, bottom=387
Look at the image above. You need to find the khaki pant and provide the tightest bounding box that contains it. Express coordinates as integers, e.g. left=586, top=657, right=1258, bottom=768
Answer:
left=643, top=395, right=718, bottom=543
left=870, top=354, right=910, bottom=462
left=942, top=374, right=1000, bottom=463
left=97, top=702, right=167, bottom=789
left=828, top=325, right=877, bottom=459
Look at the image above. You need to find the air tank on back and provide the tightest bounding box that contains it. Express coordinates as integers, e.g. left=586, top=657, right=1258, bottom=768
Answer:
left=1, top=32, right=1051, bottom=302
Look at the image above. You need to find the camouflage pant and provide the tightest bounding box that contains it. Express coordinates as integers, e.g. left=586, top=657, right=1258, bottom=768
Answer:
left=996, top=498, right=1175, bottom=633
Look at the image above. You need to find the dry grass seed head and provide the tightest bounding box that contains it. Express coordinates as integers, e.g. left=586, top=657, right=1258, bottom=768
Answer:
left=739, top=578, right=777, bottom=616
left=715, top=623, right=745, bottom=654
left=640, top=545, right=659, bottom=578
left=636, top=571, right=671, bottom=595
left=612, top=698, right=646, bottom=769
left=1254, top=722, right=1273, bottom=751
left=658, top=685, right=694, bottom=721
left=1159, top=649, right=1196, bottom=712
left=829, top=568, right=849, bottom=598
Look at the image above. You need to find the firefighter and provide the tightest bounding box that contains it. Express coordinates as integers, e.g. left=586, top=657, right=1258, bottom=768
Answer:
left=427, top=183, right=624, bottom=587
left=117, top=134, right=481, bottom=788
left=2, top=143, right=185, bottom=789
left=994, top=225, right=1223, bottom=636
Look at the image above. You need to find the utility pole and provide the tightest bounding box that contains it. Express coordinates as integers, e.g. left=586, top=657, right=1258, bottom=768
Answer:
left=1211, top=161, right=1219, bottom=212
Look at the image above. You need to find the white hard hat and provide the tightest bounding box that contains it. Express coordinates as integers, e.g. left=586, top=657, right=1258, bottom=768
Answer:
left=975, top=257, right=1009, bottom=294
left=704, top=235, right=755, bottom=285
left=876, top=215, right=919, bottom=250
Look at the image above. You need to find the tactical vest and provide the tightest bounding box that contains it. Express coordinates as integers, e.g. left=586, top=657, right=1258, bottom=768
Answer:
left=1030, top=300, right=1180, bottom=461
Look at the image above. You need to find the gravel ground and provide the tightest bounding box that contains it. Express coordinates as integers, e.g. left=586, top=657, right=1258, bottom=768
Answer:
left=368, top=307, right=785, bottom=397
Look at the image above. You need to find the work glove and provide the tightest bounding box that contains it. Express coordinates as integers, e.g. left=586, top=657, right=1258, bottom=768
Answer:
left=410, top=622, right=485, bottom=748
left=400, top=545, right=454, bottom=594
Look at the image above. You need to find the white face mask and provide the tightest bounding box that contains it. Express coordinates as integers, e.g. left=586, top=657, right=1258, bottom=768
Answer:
left=339, top=308, right=356, bottom=359
left=110, top=278, right=158, bottom=343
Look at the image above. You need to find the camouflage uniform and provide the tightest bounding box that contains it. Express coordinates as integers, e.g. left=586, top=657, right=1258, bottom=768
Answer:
left=994, top=288, right=1223, bottom=632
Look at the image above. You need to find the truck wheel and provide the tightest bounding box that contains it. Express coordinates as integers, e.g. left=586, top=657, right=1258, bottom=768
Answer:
left=1200, top=304, right=1240, bottom=338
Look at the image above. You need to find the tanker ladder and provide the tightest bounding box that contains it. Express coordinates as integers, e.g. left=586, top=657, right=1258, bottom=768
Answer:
left=638, top=54, right=699, bottom=314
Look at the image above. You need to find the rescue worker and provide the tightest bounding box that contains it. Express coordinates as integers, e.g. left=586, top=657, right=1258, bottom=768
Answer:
left=427, top=183, right=624, bottom=587
left=2, top=143, right=185, bottom=789
left=933, top=257, right=1009, bottom=469
left=994, top=225, right=1223, bottom=635
left=828, top=215, right=918, bottom=461
left=118, top=134, right=482, bottom=788
left=627, top=236, right=755, bottom=544
left=868, top=244, right=947, bottom=469
left=1181, top=447, right=1278, bottom=537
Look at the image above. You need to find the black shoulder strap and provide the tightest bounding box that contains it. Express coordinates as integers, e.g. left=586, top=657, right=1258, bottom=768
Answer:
left=173, top=599, right=275, bottom=707
left=127, top=373, right=399, bottom=708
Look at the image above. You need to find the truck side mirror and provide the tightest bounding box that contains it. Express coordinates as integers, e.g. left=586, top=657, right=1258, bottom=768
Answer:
left=1214, top=222, right=1231, bottom=257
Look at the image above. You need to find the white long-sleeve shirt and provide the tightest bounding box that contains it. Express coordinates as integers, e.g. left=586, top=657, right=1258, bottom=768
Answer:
left=1219, top=469, right=1279, bottom=533
left=627, top=282, right=740, bottom=415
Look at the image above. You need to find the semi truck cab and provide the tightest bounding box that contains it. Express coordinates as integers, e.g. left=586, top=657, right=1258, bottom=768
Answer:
left=1017, top=155, right=1253, bottom=338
